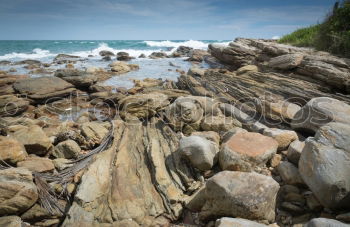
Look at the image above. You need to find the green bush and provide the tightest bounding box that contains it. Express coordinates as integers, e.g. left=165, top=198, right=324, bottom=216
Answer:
left=279, top=0, right=350, bottom=57
left=278, top=25, right=320, bottom=47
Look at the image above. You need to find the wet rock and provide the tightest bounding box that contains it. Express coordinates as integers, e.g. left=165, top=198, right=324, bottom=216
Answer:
left=17, top=156, right=54, bottom=173
left=268, top=53, right=304, bottom=70
left=263, top=128, right=298, bottom=151
left=187, top=49, right=209, bottom=62
left=0, top=95, right=29, bottom=117
left=119, top=92, right=169, bottom=119
left=149, top=52, right=168, bottom=59
left=0, top=168, right=38, bottom=215
left=299, top=122, right=350, bottom=209
left=102, top=55, right=112, bottom=61
left=0, top=60, right=11, bottom=65
left=336, top=212, right=350, bottom=223
left=138, top=53, right=146, bottom=58
left=305, top=193, right=323, bottom=211
left=13, top=77, right=75, bottom=103
left=305, top=218, right=349, bottom=227
left=109, top=61, right=139, bottom=74
left=200, top=171, right=279, bottom=222
left=99, top=50, right=115, bottom=57
left=0, top=216, right=22, bottom=227
left=15, top=59, right=41, bottom=65
left=171, top=46, right=193, bottom=57
left=281, top=202, right=304, bottom=214
left=116, top=52, right=134, bottom=61
left=277, top=161, right=304, bottom=185
left=54, top=69, right=97, bottom=89
left=219, top=132, right=278, bottom=171
left=12, top=125, right=53, bottom=156
left=292, top=97, right=350, bottom=133
left=53, top=139, right=81, bottom=159
left=287, top=140, right=305, bottom=166
left=179, top=136, right=218, bottom=171
left=215, top=217, right=269, bottom=227
left=0, top=136, right=27, bottom=164
left=53, top=54, right=80, bottom=63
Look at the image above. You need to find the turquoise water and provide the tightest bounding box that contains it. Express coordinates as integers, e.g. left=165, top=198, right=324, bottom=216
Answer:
left=0, top=40, right=230, bottom=88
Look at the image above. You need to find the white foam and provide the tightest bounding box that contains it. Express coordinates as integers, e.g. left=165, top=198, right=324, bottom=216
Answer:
left=0, top=48, right=55, bottom=60
left=144, top=40, right=210, bottom=49
left=71, top=42, right=169, bottom=58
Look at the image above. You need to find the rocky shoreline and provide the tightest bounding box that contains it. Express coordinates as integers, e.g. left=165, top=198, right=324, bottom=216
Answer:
left=0, top=39, right=350, bottom=227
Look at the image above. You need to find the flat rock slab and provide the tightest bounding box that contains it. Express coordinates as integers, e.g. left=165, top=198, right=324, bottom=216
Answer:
left=13, top=77, right=75, bottom=103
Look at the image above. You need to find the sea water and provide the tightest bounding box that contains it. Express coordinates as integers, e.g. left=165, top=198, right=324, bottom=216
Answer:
left=0, top=40, right=230, bottom=88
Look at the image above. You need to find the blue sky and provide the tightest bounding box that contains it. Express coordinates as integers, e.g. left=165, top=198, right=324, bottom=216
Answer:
left=0, top=0, right=337, bottom=40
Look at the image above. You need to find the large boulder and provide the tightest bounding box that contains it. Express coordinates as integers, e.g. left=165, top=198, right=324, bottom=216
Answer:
left=187, top=49, right=209, bottom=62
left=215, top=217, right=269, bottom=227
left=0, top=95, right=29, bottom=117
left=11, top=125, right=53, bottom=156
left=200, top=171, right=279, bottom=222
left=54, top=69, right=97, bottom=89
left=291, top=97, right=350, bottom=133
left=13, top=77, right=75, bottom=103
left=171, top=46, right=193, bottom=57
left=149, top=52, right=168, bottom=59
left=208, top=41, right=258, bottom=68
left=299, top=122, right=350, bottom=209
left=119, top=92, right=169, bottom=119
left=0, top=136, right=27, bottom=165
left=305, top=218, right=349, bottom=227
left=0, top=168, right=38, bottom=215
left=219, top=132, right=278, bottom=171
left=179, top=136, right=218, bottom=171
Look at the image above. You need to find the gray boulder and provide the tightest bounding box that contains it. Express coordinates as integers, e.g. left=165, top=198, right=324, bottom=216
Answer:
left=291, top=97, right=350, bottom=133
left=277, top=161, right=304, bottom=185
left=200, top=171, right=279, bottom=222
left=99, top=50, right=114, bottom=57
left=299, top=122, right=350, bottom=209
left=179, top=136, right=218, bottom=171
left=116, top=52, right=134, bottom=61
left=305, top=218, right=350, bottom=227
left=215, top=217, right=269, bottom=227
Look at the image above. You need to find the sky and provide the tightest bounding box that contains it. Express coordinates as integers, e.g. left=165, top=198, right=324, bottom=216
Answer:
left=0, top=0, right=337, bottom=40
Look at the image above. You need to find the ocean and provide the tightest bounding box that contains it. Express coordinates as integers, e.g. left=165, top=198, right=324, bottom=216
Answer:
left=0, top=40, right=230, bottom=88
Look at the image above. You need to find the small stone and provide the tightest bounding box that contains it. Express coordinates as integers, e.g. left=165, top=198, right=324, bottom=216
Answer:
left=281, top=202, right=305, bottom=214
left=306, top=193, right=323, bottom=211
left=305, top=218, right=349, bottom=227
left=52, top=158, right=73, bottom=171
left=236, top=65, right=258, bottom=75
left=53, top=139, right=81, bottom=159
left=263, top=128, right=298, bottom=151
left=284, top=193, right=305, bottom=205
left=287, top=140, right=305, bottom=166
left=270, top=154, right=282, bottom=168
left=277, top=161, right=304, bottom=185
left=215, top=217, right=268, bottom=227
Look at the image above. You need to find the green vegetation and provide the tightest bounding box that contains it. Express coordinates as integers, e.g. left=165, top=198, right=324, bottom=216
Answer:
left=279, top=0, right=350, bottom=57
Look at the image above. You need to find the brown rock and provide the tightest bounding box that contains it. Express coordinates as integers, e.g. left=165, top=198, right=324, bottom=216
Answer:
left=0, top=136, right=27, bottom=165
left=0, top=168, right=38, bottom=215
left=0, top=216, right=22, bottom=227
left=219, top=132, right=278, bottom=171
left=263, top=128, right=298, bottom=151
left=12, top=125, right=53, bottom=155
left=17, top=156, right=54, bottom=173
